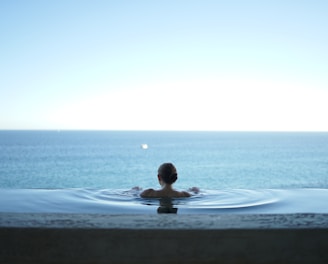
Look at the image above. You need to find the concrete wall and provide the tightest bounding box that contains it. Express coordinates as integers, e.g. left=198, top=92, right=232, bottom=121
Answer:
left=1, top=213, right=328, bottom=264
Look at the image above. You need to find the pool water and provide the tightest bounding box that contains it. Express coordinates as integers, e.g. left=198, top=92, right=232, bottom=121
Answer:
left=1, top=188, right=327, bottom=215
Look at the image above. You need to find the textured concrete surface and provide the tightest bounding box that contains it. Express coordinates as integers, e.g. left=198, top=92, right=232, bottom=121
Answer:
left=1, top=213, right=328, bottom=229
left=1, top=213, right=328, bottom=264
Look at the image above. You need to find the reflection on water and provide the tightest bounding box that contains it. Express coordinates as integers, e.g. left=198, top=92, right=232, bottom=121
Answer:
left=157, top=198, right=178, bottom=214
left=138, top=197, right=178, bottom=214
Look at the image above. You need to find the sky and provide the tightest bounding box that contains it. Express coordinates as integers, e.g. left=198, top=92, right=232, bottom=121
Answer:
left=1, top=0, right=327, bottom=131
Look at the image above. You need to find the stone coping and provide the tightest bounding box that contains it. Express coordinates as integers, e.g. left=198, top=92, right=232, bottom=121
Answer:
left=1, top=213, right=327, bottom=229
left=1, top=213, right=328, bottom=264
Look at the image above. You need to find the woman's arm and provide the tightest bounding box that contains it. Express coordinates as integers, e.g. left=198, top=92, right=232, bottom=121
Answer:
left=188, top=187, right=200, bottom=194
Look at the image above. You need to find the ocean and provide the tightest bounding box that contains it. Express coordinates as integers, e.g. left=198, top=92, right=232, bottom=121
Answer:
left=1, top=130, right=328, bottom=214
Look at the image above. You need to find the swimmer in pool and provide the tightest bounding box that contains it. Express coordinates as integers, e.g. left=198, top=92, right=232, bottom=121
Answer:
left=140, top=163, right=199, bottom=198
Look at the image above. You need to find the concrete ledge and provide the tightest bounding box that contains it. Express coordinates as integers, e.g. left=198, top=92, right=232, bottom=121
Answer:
left=1, top=213, right=328, bottom=264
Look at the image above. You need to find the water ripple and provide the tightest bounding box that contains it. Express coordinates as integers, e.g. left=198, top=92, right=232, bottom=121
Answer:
left=79, top=188, right=280, bottom=211
left=186, top=189, right=279, bottom=209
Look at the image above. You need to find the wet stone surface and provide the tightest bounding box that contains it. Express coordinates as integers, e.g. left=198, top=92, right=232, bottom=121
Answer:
left=1, top=213, right=328, bottom=230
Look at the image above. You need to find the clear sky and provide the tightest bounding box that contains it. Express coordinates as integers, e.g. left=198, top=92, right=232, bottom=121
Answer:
left=1, top=0, right=327, bottom=131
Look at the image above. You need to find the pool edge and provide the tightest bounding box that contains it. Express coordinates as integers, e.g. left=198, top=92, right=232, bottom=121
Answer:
left=1, top=213, right=328, bottom=263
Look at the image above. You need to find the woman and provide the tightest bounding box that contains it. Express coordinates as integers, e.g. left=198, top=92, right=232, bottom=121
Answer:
left=140, top=163, right=198, bottom=198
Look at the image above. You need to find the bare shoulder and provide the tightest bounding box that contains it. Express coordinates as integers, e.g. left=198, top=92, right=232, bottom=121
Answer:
left=180, top=191, right=191, bottom=198
left=173, top=190, right=191, bottom=198
left=140, top=188, right=155, bottom=198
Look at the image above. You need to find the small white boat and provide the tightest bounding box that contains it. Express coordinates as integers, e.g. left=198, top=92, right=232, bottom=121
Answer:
left=141, top=144, right=148, bottom=149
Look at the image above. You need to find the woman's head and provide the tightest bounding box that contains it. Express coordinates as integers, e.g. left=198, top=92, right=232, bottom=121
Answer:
left=158, top=163, right=178, bottom=185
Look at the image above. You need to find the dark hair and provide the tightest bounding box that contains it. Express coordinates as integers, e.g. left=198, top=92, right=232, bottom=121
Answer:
left=158, top=163, right=178, bottom=184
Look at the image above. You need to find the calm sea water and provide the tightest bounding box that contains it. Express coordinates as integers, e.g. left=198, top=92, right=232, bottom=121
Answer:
left=1, top=130, right=328, bottom=214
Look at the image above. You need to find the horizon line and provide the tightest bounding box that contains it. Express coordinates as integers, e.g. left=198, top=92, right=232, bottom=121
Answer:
left=0, top=129, right=327, bottom=133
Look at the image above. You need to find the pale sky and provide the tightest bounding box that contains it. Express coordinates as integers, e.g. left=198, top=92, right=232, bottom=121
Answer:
left=1, top=0, right=327, bottom=131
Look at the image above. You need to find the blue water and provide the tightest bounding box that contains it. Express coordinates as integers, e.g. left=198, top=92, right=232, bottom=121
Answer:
left=1, top=130, right=328, bottom=214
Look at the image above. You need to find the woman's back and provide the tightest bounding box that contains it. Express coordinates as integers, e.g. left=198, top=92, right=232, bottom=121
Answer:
left=140, top=188, right=190, bottom=198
